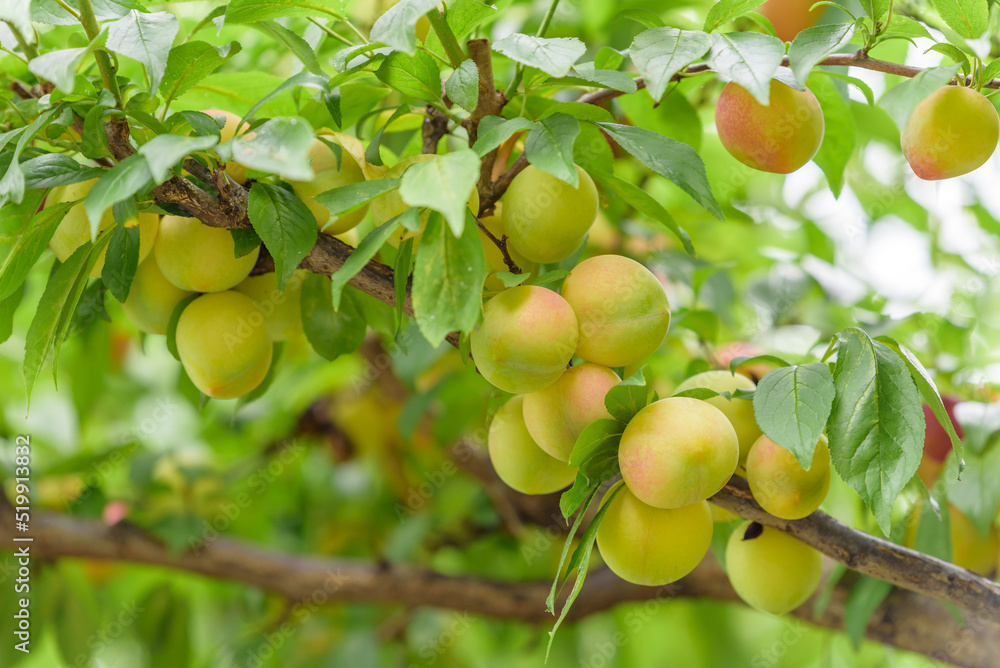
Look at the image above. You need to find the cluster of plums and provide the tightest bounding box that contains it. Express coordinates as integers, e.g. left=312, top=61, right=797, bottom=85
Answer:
left=716, top=79, right=999, bottom=180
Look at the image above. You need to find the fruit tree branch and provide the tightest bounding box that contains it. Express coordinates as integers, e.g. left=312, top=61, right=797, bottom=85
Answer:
left=464, top=38, right=506, bottom=213
left=0, top=488, right=995, bottom=668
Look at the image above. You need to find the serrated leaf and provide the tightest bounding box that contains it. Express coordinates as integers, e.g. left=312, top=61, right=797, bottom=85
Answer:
left=568, top=418, right=624, bottom=468
left=810, top=73, right=856, bottom=198
left=789, top=22, right=856, bottom=85
left=393, top=237, right=414, bottom=332
left=524, top=113, right=580, bottom=187
left=230, top=228, right=262, bottom=258
left=860, top=0, right=890, bottom=25
left=106, top=10, right=179, bottom=93
left=247, top=183, right=318, bottom=290
left=926, top=43, right=970, bottom=72
left=27, top=47, right=89, bottom=93
left=933, top=0, right=988, bottom=38
left=83, top=154, right=153, bottom=236
left=827, top=328, right=924, bottom=535
left=753, top=363, right=835, bottom=468
left=559, top=472, right=594, bottom=519
left=844, top=576, right=893, bottom=649
left=400, top=150, right=480, bottom=236
left=946, top=447, right=1000, bottom=537
left=629, top=27, right=714, bottom=102
left=707, top=31, right=784, bottom=105
left=376, top=50, right=442, bottom=101
left=315, top=178, right=401, bottom=215
left=604, top=367, right=653, bottom=423
left=704, top=0, right=768, bottom=32
left=228, top=117, right=316, bottom=181
left=0, top=201, right=75, bottom=301
left=492, top=34, right=586, bottom=78
left=225, top=0, right=345, bottom=24
left=330, top=214, right=407, bottom=310
left=879, top=64, right=960, bottom=132
left=370, top=0, right=440, bottom=54
left=21, top=154, right=103, bottom=190
left=301, top=273, right=366, bottom=360
left=567, top=62, right=637, bottom=93
left=137, top=134, right=219, bottom=183
left=102, top=223, right=140, bottom=302
left=592, top=172, right=694, bottom=255
left=159, top=41, right=241, bottom=107
left=446, top=59, right=479, bottom=111
left=257, top=20, right=326, bottom=75
left=472, top=116, right=536, bottom=156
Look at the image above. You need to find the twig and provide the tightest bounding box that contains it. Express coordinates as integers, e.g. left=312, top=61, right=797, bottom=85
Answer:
left=427, top=9, right=466, bottom=68
left=464, top=39, right=506, bottom=211
left=474, top=213, right=521, bottom=274
left=421, top=105, right=449, bottom=154
left=77, top=0, right=124, bottom=109
left=481, top=153, right=528, bottom=214
left=5, top=21, right=39, bottom=60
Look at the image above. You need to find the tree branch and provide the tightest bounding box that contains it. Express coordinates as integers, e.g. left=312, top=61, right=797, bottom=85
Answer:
left=464, top=39, right=506, bottom=213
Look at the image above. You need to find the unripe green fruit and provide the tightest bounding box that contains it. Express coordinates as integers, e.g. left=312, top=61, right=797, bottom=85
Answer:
left=560, top=255, right=670, bottom=367
left=234, top=270, right=305, bottom=341
left=522, top=363, right=620, bottom=462
left=746, top=434, right=831, bottom=520
left=122, top=256, right=195, bottom=335
left=204, top=109, right=251, bottom=185
left=470, top=286, right=579, bottom=394
left=618, top=397, right=739, bottom=509
left=479, top=204, right=537, bottom=291
left=288, top=137, right=368, bottom=234
left=726, top=521, right=822, bottom=614
left=487, top=395, right=577, bottom=494
left=175, top=291, right=273, bottom=399
left=596, top=482, right=713, bottom=586
left=715, top=80, right=825, bottom=174
left=674, top=370, right=761, bottom=472
left=710, top=503, right=741, bottom=523
left=950, top=505, right=999, bottom=575
left=502, top=164, right=598, bottom=264
left=154, top=215, right=259, bottom=292
left=48, top=179, right=159, bottom=278
left=901, top=86, right=999, bottom=180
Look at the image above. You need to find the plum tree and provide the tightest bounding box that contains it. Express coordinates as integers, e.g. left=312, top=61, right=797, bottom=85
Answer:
left=596, top=482, right=713, bottom=586
left=287, top=136, right=368, bottom=234
left=618, top=397, right=739, bottom=509
left=674, top=370, right=761, bottom=471
left=726, top=521, right=823, bottom=614
left=48, top=179, right=159, bottom=278
left=122, top=256, right=195, bottom=335
left=487, top=396, right=577, bottom=495
left=204, top=109, right=251, bottom=185
left=175, top=291, right=273, bottom=399
left=917, top=397, right=963, bottom=485
left=901, top=86, right=999, bottom=180
left=154, top=215, right=259, bottom=292
left=758, top=0, right=825, bottom=42
left=479, top=204, right=537, bottom=291
left=746, top=434, right=831, bottom=519
left=470, top=286, right=579, bottom=394
left=234, top=270, right=305, bottom=341
left=501, top=164, right=598, bottom=263
left=522, top=363, right=620, bottom=462
left=715, top=79, right=825, bottom=174
left=950, top=506, right=999, bottom=576
left=560, top=254, right=670, bottom=367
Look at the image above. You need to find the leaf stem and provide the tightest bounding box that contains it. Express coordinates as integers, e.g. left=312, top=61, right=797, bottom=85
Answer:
left=77, top=0, right=124, bottom=109
left=428, top=8, right=466, bottom=67
left=306, top=18, right=354, bottom=47
left=52, top=0, right=82, bottom=20
left=473, top=213, right=521, bottom=274
left=4, top=21, right=38, bottom=60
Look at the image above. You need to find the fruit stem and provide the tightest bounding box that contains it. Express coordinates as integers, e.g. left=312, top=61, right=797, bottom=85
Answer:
left=77, top=0, right=124, bottom=109
left=473, top=213, right=522, bottom=274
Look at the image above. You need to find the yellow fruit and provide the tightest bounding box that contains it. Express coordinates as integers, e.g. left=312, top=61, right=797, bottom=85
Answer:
left=618, top=397, right=739, bottom=509
left=287, top=137, right=368, bottom=234
left=502, top=164, right=598, bottom=264
left=726, top=521, right=822, bottom=614
left=758, top=0, right=826, bottom=42
left=487, top=396, right=577, bottom=495
left=122, top=256, right=195, bottom=335
left=175, top=291, right=273, bottom=399
left=674, top=370, right=761, bottom=472
left=479, top=204, right=537, bottom=291
left=715, top=80, right=825, bottom=174
left=204, top=108, right=251, bottom=184
left=560, top=254, right=670, bottom=367
left=470, top=286, right=579, bottom=394
left=950, top=505, right=999, bottom=576
left=233, top=270, right=305, bottom=341
left=710, top=503, right=741, bottom=523
left=746, top=434, right=831, bottom=520
left=901, top=86, right=1000, bottom=180
left=48, top=179, right=158, bottom=278
left=596, top=482, right=713, bottom=586
left=522, top=363, right=620, bottom=462
left=154, top=215, right=259, bottom=292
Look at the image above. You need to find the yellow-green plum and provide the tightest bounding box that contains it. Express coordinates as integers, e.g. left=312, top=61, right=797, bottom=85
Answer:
left=154, top=215, right=259, bottom=292
left=560, top=254, right=670, bottom=368
left=726, top=521, right=822, bottom=614
left=48, top=180, right=159, bottom=278
left=596, top=482, right=713, bottom=586
left=203, top=108, right=251, bottom=185
left=122, top=256, right=194, bottom=335
left=234, top=270, right=305, bottom=341
left=175, top=291, right=273, bottom=399
left=470, top=285, right=579, bottom=394
left=901, top=86, right=999, bottom=180
left=710, top=503, right=741, bottom=523
left=618, top=397, right=739, bottom=509
left=950, top=505, right=999, bottom=575
left=487, top=395, right=577, bottom=495
left=715, top=80, right=825, bottom=174
left=746, top=434, right=831, bottom=520
left=674, top=370, right=761, bottom=472
left=479, top=204, right=537, bottom=291
left=287, top=136, right=368, bottom=234
left=502, top=164, right=598, bottom=264
left=522, top=363, right=620, bottom=462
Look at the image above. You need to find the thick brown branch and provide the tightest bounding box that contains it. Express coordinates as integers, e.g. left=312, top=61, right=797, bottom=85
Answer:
left=481, top=153, right=528, bottom=214
left=465, top=39, right=506, bottom=213
left=474, top=213, right=520, bottom=274
left=421, top=105, right=449, bottom=154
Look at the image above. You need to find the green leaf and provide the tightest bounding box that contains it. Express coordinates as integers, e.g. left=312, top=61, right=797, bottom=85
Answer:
left=704, top=0, right=768, bottom=32
left=926, top=43, right=971, bottom=71
left=827, top=328, right=924, bottom=535
left=400, top=151, right=480, bottom=236
left=595, top=122, right=723, bottom=220
left=592, top=172, right=695, bottom=255
left=753, top=363, right=835, bottom=468
left=982, top=58, right=1000, bottom=83
left=137, top=134, right=219, bottom=183
left=472, top=116, right=536, bottom=156
left=567, top=63, right=637, bottom=93
left=136, top=585, right=192, bottom=668
left=672, top=308, right=719, bottom=341
left=707, top=32, right=785, bottom=105
left=604, top=367, right=654, bottom=423
left=0, top=285, right=24, bottom=345
left=237, top=72, right=329, bottom=131
left=860, top=0, right=890, bottom=25
left=230, top=227, right=263, bottom=258
left=844, top=576, right=893, bottom=649
left=394, top=237, right=414, bottom=332
left=411, top=213, right=486, bottom=346
left=370, top=0, right=439, bottom=54
left=106, top=10, right=179, bottom=93
left=225, top=0, right=345, bottom=24
left=228, top=117, right=316, bottom=181
left=83, top=154, right=153, bottom=236
left=301, top=274, right=367, bottom=360
left=27, top=47, right=89, bottom=92
left=376, top=51, right=442, bottom=101
left=879, top=64, right=960, bottom=132
left=330, top=215, right=406, bottom=310
left=933, top=0, right=989, bottom=38
left=159, top=41, right=242, bottom=107
left=0, top=108, right=59, bottom=205
left=880, top=14, right=932, bottom=41
left=524, top=113, right=580, bottom=187
left=568, top=418, right=625, bottom=468
left=789, top=22, right=856, bottom=85
left=247, top=183, right=318, bottom=290
left=946, top=447, right=1000, bottom=538
left=443, top=0, right=495, bottom=39
left=257, top=20, right=326, bottom=75
left=492, top=34, right=586, bottom=78
left=446, top=59, right=479, bottom=111
left=21, top=154, right=103, bottom=190
left=315, top=178, right=402, bottom=215
left=102, top=223, right=140, bottom=302
left=559, top=472, right=594, bottom=519
left=0, top=201, right=76, bottom=301
left=810, top=74, right=856, bottom=198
